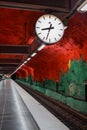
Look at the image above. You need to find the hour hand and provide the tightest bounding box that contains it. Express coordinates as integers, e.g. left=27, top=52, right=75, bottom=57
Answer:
left=41, top=27, right=54, bottom=30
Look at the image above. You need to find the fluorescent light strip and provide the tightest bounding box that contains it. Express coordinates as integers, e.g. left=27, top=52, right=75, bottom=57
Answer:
left=10, top=60, right=28, bottom=76
left=10, top=65, right=22, bottom=76
left=20, top=64, right=23, bottom=67
left=77, top=0, right=87, bottom=12
left=22, top=63, right=25, bottom=66
left=64, top=26, right=68, bottom=30
left=11, top=52, right=37, bottom=76
left=81, top=3, right=87, bottom=11
left=24, top=61, right=27, bottom=64
left=37, top=44, right=45, bottom=51
left=31, top=52, right=37, bottom=57
left=27, top=57, right=31, bottom=61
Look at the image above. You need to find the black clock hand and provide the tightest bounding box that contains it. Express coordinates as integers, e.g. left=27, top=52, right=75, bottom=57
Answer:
left=42, top=27, right=54, bottom=30
left=46, top=24, right=52, bottom=40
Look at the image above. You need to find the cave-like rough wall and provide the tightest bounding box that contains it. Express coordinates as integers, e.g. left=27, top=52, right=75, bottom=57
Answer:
left=0, top=8, right=43, bottom=45
left=17, top=13, right=87, bottom=81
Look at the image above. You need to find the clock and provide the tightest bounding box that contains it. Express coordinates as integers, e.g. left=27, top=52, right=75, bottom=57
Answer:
left=35, top=14, right=65, bottom=45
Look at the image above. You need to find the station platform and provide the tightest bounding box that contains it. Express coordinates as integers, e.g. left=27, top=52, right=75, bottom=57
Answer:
left=0, top=79, right=70, bottom=130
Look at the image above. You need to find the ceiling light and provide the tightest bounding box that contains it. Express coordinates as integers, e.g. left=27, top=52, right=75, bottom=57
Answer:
left=27, top=57, right=31, bottom=61
left=20, top=64, right=23, bottom=67
left=77, top=0, right=87, bottom=12
left=64, top=26, right=68, bottom=30
left=80, top=4, right=87, bottom=11
left=37, top=44, right=45, bottom=51
left=22, top=63, right=25, bottom=66
left=31, top=52, right=37, bottom=57
left=24, top=61, right=27, bottom=64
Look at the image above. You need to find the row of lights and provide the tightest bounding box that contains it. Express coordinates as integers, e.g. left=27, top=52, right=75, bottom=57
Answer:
left=10, top=44, right=45, bottom=77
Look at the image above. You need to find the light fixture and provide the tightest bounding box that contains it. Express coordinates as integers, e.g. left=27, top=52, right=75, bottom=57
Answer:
left=11, top=52, right=37, bottom=76
left=31, top=52, right=37, bottom=57
left=37, top=44, right=45, bottom=51
left=24, top=61, right=27, bottom=64
left=27, top=57, right=31, bottom=61
left=64, top=26, right=68, bottom=30
left=77, top=0, right=87, bottom=12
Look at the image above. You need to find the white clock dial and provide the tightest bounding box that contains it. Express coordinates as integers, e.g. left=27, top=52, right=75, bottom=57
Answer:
left=35, top=14, right=65, bottom=45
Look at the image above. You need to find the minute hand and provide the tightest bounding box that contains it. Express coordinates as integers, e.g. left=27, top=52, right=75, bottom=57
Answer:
left=46, top=24, right=53, bottom=40
left=41, top=27, right=54, bottom=30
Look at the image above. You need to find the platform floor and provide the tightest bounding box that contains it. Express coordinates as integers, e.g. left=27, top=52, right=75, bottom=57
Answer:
left=0, top=79, right=70, bottom=130
left=0, top=79, right=40, bottom=130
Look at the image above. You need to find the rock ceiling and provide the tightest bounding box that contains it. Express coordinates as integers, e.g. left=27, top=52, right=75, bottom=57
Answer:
left=0, top=8, right=87, bottom=80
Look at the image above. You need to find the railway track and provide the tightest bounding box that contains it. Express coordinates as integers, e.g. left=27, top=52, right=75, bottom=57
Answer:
left=17, top=82, right=87, bottom=130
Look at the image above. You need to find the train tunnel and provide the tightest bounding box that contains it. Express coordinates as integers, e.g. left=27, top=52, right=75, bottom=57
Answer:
left=0, top=0, right=87, bottom=130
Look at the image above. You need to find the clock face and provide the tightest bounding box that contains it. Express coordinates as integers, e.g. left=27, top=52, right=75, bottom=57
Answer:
left=35, top=14, right=65, bottom=45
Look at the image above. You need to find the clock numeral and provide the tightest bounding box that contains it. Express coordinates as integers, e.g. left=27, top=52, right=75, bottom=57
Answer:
left=43, top=37, right=45, bottom=40
left=58, top=34, right=61, bottom=37
left=58, top=23, right=61, bottom=25
left=54, top=38, right=57, bottom=41
left=49, top=38, right=51, bottom=42
left=49, top=15, right=51, bottom=18
left=36, top=27, right=40, bottom=29
left=38, top=20, right=41, bottom=23
left=43, top=16, right=45, bottom=20
left=37, top=33, right=41, bottom=35
left=54, top=17, right=57, bottom=21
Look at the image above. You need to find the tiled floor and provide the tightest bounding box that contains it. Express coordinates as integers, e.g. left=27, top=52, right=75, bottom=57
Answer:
left=0, top=79, right=40, bottom=130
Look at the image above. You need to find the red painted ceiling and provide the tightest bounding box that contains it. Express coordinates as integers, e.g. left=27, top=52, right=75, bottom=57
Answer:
left=0, top=8, right=43, bottom=45
left=0, top=8, right=87, bottom=81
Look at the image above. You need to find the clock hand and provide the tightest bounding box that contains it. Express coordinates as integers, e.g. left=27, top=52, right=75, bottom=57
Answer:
left=41, top=27, right=54, bottom=30
left=46, top=24, right=52, bottom=40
